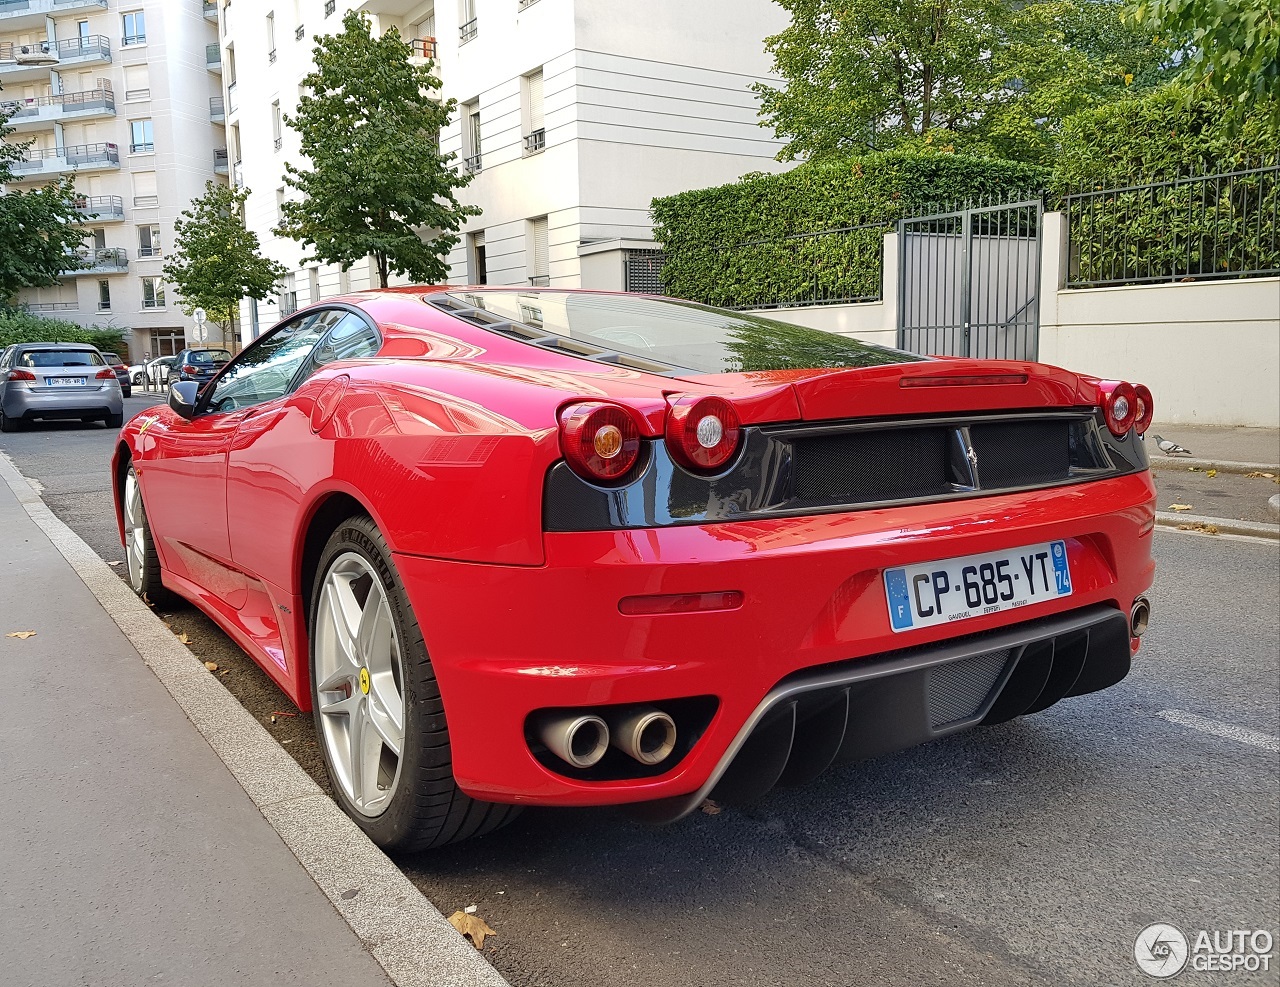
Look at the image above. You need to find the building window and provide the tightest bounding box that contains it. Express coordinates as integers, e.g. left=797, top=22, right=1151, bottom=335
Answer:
left=122, top=11, right=146, bottom=46
left=124, top=64, right=150, bottom=101
left=463, top=101, right=481, bottom=172
left=469, top=231, right=487, bottom=285
left=266, top=12, right=276, bottom=62
left=275, top=188, right=285, bottom=224
left=138, top=224, right=161, bottom=258
left=272, top=101, right=282, bottom=150
left=527, top=216, right=549, bottom=285
left=522, top=68, right=545, bottom=155
left=141, top=277, right=166, bottom=309
left=98, top=279, right=111, bottom=311
left=129, top=119, right=154, bottom=154
left=459, top=0, right=477, bottom=42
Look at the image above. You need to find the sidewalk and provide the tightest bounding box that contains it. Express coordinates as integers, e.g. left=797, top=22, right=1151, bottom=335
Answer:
left=0, top=457, right=505, bottom=987
left=1146, top=423, right=1280, bottom=534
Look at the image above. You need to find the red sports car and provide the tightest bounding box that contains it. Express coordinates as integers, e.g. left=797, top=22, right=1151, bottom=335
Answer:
left=112, top=288, right=1156, bottom=850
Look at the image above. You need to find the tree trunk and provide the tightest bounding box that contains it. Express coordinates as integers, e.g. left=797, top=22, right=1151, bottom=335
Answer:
left=376, top=252, right=389, bottom=288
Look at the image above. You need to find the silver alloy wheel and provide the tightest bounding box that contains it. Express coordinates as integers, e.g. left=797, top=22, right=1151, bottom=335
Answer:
left=314, top=552, right=406, bottom=818
left=123, top=468, right=146, bottom=594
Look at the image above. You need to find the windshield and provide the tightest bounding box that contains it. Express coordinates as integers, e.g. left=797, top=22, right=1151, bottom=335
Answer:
left=20, top=349, right=104, bottom=368
left=188, top=349, right=232, bottom=364
left=438, top=291, right=927, bottom=374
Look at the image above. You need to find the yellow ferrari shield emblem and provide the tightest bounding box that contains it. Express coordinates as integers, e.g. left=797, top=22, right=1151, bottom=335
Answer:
left=359, top=667, right=370, bottom=695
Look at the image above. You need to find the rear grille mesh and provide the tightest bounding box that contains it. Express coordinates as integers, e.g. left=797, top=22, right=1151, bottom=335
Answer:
left=928, top=649, right=1012, bottom=727
left=793, top=427, right=951, bottom=506
left=969, top=419, right=1070, bottom=487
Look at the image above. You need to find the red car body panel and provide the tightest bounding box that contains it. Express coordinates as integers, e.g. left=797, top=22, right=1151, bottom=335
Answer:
left=112, top=287, right=1157, bottom=810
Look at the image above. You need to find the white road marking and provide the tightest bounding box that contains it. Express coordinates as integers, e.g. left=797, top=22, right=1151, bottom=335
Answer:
left=1156, top=709, right=1280, bottom=753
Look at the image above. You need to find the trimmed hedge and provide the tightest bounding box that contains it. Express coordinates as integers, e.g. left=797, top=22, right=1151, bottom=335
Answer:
left=651, top=151, right=1047, bottom=308
left=0, top=309, right=128, bottom=355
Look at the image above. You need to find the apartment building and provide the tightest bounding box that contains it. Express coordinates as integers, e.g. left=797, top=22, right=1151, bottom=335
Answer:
left=1, top=0, right=225, bottom=361
left=218, top=0, right=788, bottom=339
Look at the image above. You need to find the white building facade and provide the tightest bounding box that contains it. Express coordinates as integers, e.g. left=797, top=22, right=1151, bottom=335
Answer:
left=1, top=0, right=227, bottom=361
left=217, top=0, right=789, bottom=339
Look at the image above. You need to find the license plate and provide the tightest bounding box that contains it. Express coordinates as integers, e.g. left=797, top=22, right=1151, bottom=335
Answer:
left=56, top=376, right=88, bottom=386
left=884, top=540, right=1072, bottom=633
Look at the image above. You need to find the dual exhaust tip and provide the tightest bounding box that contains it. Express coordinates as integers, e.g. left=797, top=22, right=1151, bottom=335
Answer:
left=1131, top=596, right=1151, bottom=638
left=537, top=707, right=677, bottom=769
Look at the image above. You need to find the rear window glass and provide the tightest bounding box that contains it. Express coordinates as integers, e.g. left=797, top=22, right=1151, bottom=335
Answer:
left=436, top=291, right=927, bottom=374
left=189, top=349, right=232, bottom=364
left=20, top=349, right=104, bottom=368
left=101, top=353, right=122, bottom=363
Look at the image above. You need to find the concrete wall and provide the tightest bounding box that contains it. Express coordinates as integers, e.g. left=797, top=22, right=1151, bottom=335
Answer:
left=748, top=217, right=1280, bottom=427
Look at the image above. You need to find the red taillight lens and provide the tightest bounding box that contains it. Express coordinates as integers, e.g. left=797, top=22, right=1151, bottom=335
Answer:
left=559, top=402, right=642, bottom=483
left=1099, top=380, right=1138, bottom=436
left=6, top=369, right=36, bottom=382
left=1133, top=384, right=1154, bottom=435
left=95, top=367, right=116, bottom=380
left=665, top=395, right=742, bottom=473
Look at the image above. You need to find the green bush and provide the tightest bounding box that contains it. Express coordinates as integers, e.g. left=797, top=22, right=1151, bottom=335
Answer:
left=651, top=150, right=1047, bottom=307
left=1052, top=87, right=1279, bottom=284
left=0, top=309, right=128, bottom=355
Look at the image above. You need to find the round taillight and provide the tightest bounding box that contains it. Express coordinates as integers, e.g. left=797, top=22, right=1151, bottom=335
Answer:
left=1133, top=383, right=1154, bottom=435
left=665, top=395, right=742, bottom=473
left=559, top=402, right=642, bottom=483
left=1099, top=380, right=1138, bottom=436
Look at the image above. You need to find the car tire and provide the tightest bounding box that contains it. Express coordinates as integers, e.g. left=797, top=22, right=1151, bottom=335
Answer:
left=309, top=515, right=520, bottom=851
left=132, top=373, right=144, bottom=386
left=123, top=386, right=132, bottom=399
left=0, top=408, right=22, bottom=433
left=105, top=412, right=124, bottom=428
left=122, top=463, right=172, bottom=606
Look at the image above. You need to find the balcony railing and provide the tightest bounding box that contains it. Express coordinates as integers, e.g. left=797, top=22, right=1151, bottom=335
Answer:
left=72, top=194, right=124, bottom=220
left=518, top=0, right=541, bottom=8
left=8, top=142, right=119, bottom=177
left=203, top=0, right=217, bottom=20
left=133, top=194, right=159, bottom=208
left=268, top=47, right=276, bottom=62
left=528, top=274, right=550, bottom=286
left=61, top=246, right=128, bottom=275
left=323, top=0, right=334, bottom=15
left=523, top=128, right=545, bottom=155
left=25, top=301, right=77, bottom=312
left=213, top=148, right=229, bottom=172
left=210, top=95, right=225, bottom=120
left=137, top=246, right=162, bottom=258
left=410, top=37, right=437, bottom=59
left=463, top=152, right=482, bottom=173
left=459, top=17, right=477, bottom=42
left=273, top=135, right=282, bottom=151
left=206, top=43, right=221, bottom=69
left=0, top=0, right=107, bottom=24
left=124, top=88, right=149, bottom=100
left=0, top=86, right=115, bottom=126
left=0, top=35, right=111, bottom=70
left=295, top=24, right=305, bottom=40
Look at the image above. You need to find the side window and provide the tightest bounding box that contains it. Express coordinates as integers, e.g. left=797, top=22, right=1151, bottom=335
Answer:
left=204, top=312, right=329, bottom=413
left=298, top=313, right=381, bottom=383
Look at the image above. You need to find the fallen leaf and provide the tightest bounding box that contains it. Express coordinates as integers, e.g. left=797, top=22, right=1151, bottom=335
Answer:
left=1167, top=504, right=1193, bottom=511
left=1178, top=522, right=1219, bottom=535
left=5, top=631, right=36, bottom=639
left=1188, top=466, right=1199, bottom=472
left=1206, top=469, right=1217, bottom=478
left=204, top=661, right=219, bottom=672
left=448, top=911, right=497, bottom=950
left=107, top=560, right=124, bottom=567
left=1244, top=471, right=1277, bottom=480
left=700, top=798, right=722, bottom=816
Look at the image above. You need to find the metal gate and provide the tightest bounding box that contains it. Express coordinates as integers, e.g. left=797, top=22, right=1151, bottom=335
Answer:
left=897, top=199, right=1042, bottom=361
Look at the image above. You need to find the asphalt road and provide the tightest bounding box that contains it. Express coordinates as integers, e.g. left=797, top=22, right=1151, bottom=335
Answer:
left=3, top=407, right=1278, bottom=987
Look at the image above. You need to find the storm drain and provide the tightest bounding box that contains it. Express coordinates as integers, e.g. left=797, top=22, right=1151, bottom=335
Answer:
left=927, top=649, right=1012, bottom=728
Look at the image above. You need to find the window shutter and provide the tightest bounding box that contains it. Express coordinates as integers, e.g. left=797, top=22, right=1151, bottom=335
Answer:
left=532, top=217, right=549, bottom=278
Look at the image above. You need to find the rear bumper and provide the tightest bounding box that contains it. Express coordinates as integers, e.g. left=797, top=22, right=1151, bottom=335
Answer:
left=396, top=471, right=1156, bottom=808
left=3, top=384, right=122, bottom=419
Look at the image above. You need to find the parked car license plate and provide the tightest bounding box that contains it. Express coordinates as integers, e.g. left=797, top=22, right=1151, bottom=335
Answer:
left=63, top=377, right=88, bottom=386
left=884, top=540, right=1072, bottom=632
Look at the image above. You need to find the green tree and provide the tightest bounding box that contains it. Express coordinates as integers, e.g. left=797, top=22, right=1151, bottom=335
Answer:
left=277, top=11, right=477, bottom=287
left=755, top=0, right=1177, bottom=164
left=0, top=104, right=90, bottom=303
left=1125, top=0, right=1280, bottom=131
left=163, top=181, right=288, bottom=348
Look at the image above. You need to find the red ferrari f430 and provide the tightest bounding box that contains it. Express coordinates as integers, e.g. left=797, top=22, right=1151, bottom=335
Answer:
left=113, top=288, right=1156, bottom=850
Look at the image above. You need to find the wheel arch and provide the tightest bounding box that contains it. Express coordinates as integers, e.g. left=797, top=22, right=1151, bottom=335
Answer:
left=111, top=439, right=134, bottom=546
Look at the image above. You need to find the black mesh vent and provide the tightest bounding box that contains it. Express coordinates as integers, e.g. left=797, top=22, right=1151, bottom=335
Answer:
left=792, top=427, right=952, bottom=506
left=928, top=649, right=1011, bottom=727
left=969, top=419, right=1071, bottom=487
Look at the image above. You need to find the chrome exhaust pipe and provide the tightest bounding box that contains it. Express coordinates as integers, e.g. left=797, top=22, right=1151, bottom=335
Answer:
left=1131, top=597, right=1151, bottom=637
left=608, top=708, right=677, bottom=766
left=536, top=712, right=609, bottom=769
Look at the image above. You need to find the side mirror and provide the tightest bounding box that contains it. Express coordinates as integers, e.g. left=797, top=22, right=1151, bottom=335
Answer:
left=168, top=381, right=200, bottom=420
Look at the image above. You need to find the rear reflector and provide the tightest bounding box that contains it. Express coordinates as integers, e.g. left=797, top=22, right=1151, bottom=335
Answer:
left=618, top=591, right=744, bottom=616
left=900, top=374, right=1028, bottom=388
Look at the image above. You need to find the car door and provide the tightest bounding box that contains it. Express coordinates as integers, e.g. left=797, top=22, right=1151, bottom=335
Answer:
left=226, top=310, right=381, bottom=595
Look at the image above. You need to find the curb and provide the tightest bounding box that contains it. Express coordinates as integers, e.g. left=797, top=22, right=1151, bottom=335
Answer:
left=1150, top=456, right=1280, bottom=475
left=1155, top=510, right=1280, bottom=541
left=0, top=452, right=510, bottom=987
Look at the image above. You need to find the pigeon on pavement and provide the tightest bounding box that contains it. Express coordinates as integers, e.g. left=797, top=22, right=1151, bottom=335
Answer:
left=1152, top=434, right=1193, bottom=456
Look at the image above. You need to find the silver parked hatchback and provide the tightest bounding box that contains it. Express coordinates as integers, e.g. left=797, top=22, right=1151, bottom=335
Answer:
left=0, top=342, right=124, bottom=432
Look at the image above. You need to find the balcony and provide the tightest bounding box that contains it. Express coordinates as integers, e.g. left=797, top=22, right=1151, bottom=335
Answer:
left=523, top=128, right=545, bottom=156
left=61, top=246, right=128, bottom=276
left=203, top=0, right=217, bottom=21
left=25, top=301, right=77, bottom=312
left=463, top=152, right=481, bottom=173
left=459, top=17, right=477, bottom=43
left=409, top=37, right=437, bottom=61
left=0, top=86, right=115, bottom=132
left=0, top=0, right=107, bottom=31
left=6, top=142, right=119, bottom=180
left=214, top=148, right=229, bottom=173
left=137, top=245, right=162, bottom=259
left=209, top=95, right=225, bottom=122
left=72, top=194, right=124, bottom=222
left=0, top=35, right=110, bottom=83
left=206, top=42, right=221, bottom=71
